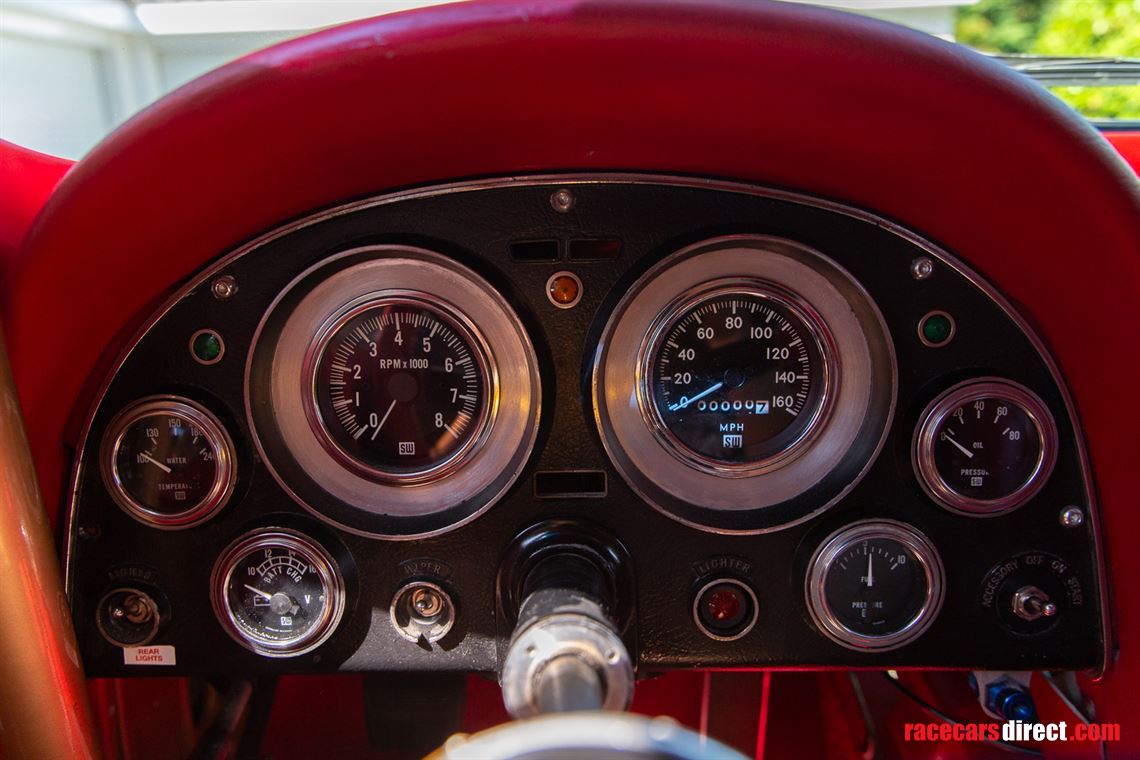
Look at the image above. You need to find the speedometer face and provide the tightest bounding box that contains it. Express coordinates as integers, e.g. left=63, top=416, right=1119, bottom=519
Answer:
left=309, top=295, right=493, bottom=484
left=643, top=283, right=834, bottom=473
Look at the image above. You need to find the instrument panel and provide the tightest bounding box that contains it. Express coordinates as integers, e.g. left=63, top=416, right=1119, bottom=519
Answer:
left=64, top=176, right=1106, bottom=676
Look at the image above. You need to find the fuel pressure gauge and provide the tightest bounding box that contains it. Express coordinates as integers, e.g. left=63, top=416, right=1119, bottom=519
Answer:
left=211, top=529, right=345, bottom=657
left=101, top=396, right=236, bottom=528
left=914, top=378, right=1058, bottom=515
left=806, top=520, right=945, bottom=652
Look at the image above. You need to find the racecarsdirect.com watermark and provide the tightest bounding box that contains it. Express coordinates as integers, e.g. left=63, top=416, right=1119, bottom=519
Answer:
left=905, top=720, right=1120, bottom=744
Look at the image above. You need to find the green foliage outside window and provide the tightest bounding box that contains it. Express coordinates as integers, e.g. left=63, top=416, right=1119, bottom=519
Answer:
left=956, top=0, right=1140, bottom=119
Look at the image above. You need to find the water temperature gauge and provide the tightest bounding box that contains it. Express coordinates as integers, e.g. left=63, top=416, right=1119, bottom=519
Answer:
left=101, top=396, right=236, bottom=528
left=211, top=529, right=345, bottom=657
left=806, top=520, right=945, bottom=651
left=914, top=378, right=1058, bottom=515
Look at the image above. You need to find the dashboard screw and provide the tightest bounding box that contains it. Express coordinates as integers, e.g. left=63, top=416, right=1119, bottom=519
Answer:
left=211, top=275, right=239, bottom=300
left=550, top=188, right=576, bottom=213
left=911, top=257, right=934, bottom=280
left=1060, top=506, right=1085, bottom=528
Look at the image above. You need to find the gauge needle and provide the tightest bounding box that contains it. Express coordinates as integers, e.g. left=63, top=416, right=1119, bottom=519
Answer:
left=943, top=433, right=975, bottom=459
left=669, top=381, right=724, bottom=412
left=370, top=399, right=398, bottom=441
left=866, top=554, right=874, bottom=588
left=244, top=584, right=273, bottom=601
left=139, top=452, right=172, bottom=474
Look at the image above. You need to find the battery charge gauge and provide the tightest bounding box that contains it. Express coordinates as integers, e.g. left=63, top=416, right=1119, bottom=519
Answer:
left=211, top=529, right=346, bottom=657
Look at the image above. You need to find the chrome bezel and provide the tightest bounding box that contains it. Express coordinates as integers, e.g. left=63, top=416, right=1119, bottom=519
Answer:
left=593, top=234, right=896, bottom=532
left=301, top=291, right=496, bottom=486
left=806, top=520, right=945, bottom=652
left=916, top=310, right=956, bottom=348
left=210, top=528, right=346, bottom=658
left=691, top=578, right=760, bottom=642
left=248, top=245, right=541, bottom=538
left=636, top=279, right=837, bottom=477
left=913, top=378, right=1058, bottom=516
left=99, top=395, right=236, bottom=529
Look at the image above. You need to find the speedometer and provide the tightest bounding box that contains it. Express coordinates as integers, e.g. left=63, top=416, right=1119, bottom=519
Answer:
left=639, top=281, right=835, bottom=474
left=306, top=294, right=494, bottom=485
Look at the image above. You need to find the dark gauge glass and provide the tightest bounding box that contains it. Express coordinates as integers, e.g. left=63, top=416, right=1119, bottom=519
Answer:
left=640, top=282, right=834, bottom=474
left=308, top=294, right=494, bottom=484
left=807, top=521, right=944, bottom=652
left=914, top=379, right=1057, bottom=515
left=211, top=530, right=345, bottom=657
left=101, top=397, right=236, bottom=528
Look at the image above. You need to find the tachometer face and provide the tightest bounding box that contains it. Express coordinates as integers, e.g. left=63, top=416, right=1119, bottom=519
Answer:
left=309, top=295, right=493, bottom=484
left=642, top=283, right=833, bottom=473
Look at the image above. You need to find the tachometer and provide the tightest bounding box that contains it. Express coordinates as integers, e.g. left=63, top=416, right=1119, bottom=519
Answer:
left=307, top=294, right=493, bottom=484
left=640, top=281, right=835, bottom=474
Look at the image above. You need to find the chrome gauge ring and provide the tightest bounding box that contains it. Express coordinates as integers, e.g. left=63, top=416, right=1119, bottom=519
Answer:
left=806, top=520, right=945, bottom=652
left=100, top=395, right=237, bottom=529
left=913, top=378, right=1058, bottom=516
left=593, top=235, right=896, bottom=533
left=636, top=279, right=837, bottom=477
left=247, top=245, right=541, bottom=539
left=211, top=528, right=345, bottom=657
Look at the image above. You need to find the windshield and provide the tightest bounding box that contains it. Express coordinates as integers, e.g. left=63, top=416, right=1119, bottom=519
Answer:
left=1, top=0, right=1137, bottom=160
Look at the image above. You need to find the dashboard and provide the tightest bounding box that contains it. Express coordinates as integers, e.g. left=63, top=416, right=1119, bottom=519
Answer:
left=64, top=176, right=1107, bottom=677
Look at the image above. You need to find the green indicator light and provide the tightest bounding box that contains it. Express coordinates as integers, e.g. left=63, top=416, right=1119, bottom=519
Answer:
left=192, top=331, right=224, bottom=364
left=920, top=312, right=954, bottom=346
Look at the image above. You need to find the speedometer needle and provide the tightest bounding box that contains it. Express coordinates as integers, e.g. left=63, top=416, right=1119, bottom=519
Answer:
left=669, top=381, right=724, bottom=412
left=140, top=452, right=172, bottom=474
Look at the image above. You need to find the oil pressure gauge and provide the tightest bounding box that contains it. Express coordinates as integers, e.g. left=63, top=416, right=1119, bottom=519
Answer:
left=101, top=396, right=236, bottom=528
left=914, top=378, right=1058, bottom=515
left=806, top=520, right=945, bottom=652
left=211, top=529, right=345, bottom=657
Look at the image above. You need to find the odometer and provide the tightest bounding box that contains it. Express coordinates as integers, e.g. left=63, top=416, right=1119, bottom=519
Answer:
left=307, top=294, right=493, bottom=484
left=641, top=282, right=835, bottom=474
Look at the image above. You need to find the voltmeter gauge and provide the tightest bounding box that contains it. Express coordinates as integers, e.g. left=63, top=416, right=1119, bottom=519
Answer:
left=806, top=520, right=944, bottom=652
left=211, top=529, right=345, bottom=657
left=305, top=293, right=495, bottom=485
left=638, top=280, right=836, bottom=475
left=101, top=396, right=236, bottom=528
left=914, top=378, right=1058, bottom=515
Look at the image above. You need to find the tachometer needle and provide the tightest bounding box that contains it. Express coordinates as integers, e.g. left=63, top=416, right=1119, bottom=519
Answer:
left=140, top=452, right=172, bottom=474
left=370, top=399, right=398, bottom=441
left=669, top=381, right=724, bottom=412
left=944, top=434, right=975, bottom=459
left=244, top=584, right=273, bottom=601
